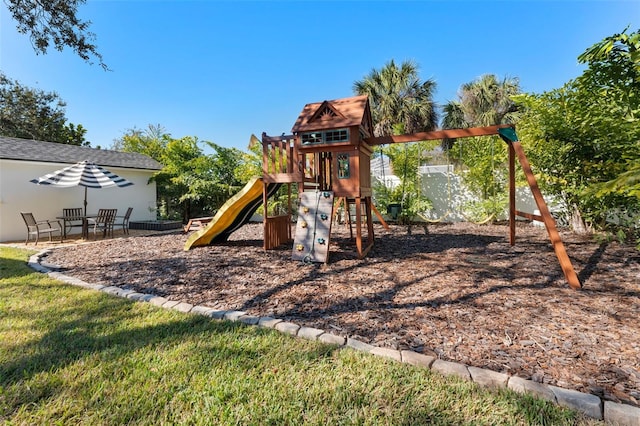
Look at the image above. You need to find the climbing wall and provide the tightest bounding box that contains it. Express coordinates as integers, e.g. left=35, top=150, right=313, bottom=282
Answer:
left=292, top=191, right=334, bottom=263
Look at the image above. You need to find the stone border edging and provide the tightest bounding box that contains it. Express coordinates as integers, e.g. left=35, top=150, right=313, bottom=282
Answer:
left=29, top=249, right=640, bottom=425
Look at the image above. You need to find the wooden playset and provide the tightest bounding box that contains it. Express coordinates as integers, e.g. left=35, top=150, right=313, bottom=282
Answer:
left=258, top=95, right=582, bottom=289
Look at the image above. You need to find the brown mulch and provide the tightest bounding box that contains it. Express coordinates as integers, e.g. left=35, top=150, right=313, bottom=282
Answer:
left=42, top=221, right=640, bottom=406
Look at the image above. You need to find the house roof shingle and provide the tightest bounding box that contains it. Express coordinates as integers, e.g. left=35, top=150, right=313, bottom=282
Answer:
left=0, top=136, right=163, bottom=170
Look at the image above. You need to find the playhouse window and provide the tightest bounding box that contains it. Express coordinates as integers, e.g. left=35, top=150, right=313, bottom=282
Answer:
left=325, top=129, right=349, bottom=142
left=301, top=128, right=349, bottom=145
left=301, top=132, right=322, bottom=145
left=337, top=154, right=350, bottom=179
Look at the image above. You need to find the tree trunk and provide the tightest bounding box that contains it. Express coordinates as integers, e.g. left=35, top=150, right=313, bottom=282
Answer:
left=569, top=204, right=591, bottom=234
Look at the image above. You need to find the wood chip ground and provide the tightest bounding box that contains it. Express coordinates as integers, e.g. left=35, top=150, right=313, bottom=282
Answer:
left=43, top=222, right=640, bottom=406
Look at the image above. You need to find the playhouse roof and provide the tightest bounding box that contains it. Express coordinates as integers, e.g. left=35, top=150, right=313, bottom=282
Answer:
left=0, top=136, right=162, bottom=170
left=291, top=95, right=370, bottom=133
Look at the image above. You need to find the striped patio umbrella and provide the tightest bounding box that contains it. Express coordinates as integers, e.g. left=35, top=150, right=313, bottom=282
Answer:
left=30, top=160, right=134, bottom=216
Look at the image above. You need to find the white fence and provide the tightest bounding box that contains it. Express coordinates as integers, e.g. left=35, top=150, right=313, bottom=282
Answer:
left=372, top=164, right=560, bottom=223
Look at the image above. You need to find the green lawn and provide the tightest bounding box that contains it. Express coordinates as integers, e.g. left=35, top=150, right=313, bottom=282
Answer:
left=0, top=247, right=597, bottom=425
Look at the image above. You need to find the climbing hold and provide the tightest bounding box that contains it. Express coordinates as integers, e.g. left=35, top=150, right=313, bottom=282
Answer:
left=301, top=221, right=308, bottom=228
left=317, top=238, right=325, bottom=244
left=320, top=214, right=328, bottom=221
left=296, top=244, right=305, bottom=251
left=323, top=191, right=331, bottom=198
left=303, top=207, right=310, bottom=213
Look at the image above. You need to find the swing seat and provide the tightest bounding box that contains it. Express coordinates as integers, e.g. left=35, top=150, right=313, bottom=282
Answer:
left=459, top=212, right=496, bottom=225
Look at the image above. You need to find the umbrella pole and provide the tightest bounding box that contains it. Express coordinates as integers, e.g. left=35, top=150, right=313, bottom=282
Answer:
left=84, top=187, right=87, bottom=217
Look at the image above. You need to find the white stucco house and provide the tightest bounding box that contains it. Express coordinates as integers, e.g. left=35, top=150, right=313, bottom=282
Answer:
left=0, top=136, right=163, bottom=243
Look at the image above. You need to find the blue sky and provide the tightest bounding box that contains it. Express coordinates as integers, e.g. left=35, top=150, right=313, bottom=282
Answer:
left=1, top=1, right=637, bottom=153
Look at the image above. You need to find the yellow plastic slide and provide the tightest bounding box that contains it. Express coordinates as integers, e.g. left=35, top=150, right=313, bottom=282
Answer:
left=184, top=176, right=265, bottom=250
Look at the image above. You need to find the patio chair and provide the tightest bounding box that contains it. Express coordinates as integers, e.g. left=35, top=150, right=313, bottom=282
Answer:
left=89, top=208, right=118, bottom=238
left=20, top=212, right=63, bottom=245
left=61, top=207, right=84, bottom=238
left=115, top=207, right=133, bottom=235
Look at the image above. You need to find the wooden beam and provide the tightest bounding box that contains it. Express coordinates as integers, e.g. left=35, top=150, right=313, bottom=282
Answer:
left=509, top=143, right=516, bottom=245
left=262, top=172, right=303, bottom=184
left=511, top=140, right=582, bottom=290
left=516, top=210, right=544, bottom=222
left=359, top=242, right=374, bottom=259
left=366, top=124, right=515, bottom=146
left=370, top=202, right=390, bottom=230
left=262, top=134, right=295, bottom=143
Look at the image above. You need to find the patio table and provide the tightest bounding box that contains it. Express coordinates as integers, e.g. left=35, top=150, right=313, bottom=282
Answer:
left=57, top=214, right=97, bottom=239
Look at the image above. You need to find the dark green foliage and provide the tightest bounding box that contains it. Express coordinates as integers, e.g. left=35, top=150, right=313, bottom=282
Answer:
left=0, top=72, right=88, bottom=145
left=374, top=140, right=433, bottom=225
left=515, top=28, right=640, bottom=244
left=113, top=126, right=250, bottom=222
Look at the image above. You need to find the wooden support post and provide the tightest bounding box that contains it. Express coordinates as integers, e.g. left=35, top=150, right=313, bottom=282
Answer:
left=370, top=202, right=390, bottom=230
left=345, top=198, right=354, bottom=239
left=355, top=197, right=363, bottom=257
left=365, top=197, right=375, bottom=252
left=338, top=197, right=374, bottom=258
left=262, top=182, right=269, bottom=250
left=509, top=143, right=516, bottom=245
left=335, top=197, right=353, bottom=234
left=511, top=140, right=582, bottom=289
left=287, top=183, right=292, bottom=241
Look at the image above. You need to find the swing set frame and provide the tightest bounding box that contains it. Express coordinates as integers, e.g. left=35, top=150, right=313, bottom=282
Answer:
left=367, top=124, right=581, bottom=289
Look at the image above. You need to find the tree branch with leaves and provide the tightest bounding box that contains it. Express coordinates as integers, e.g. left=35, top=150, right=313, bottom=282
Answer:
left=4, top=0, right=108, bottom=69
left=0, top=72, right=89, bottom=144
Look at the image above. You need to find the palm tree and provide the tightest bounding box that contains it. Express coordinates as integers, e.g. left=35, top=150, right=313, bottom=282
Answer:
left=440, top=101, right=465, bottom=151
left=443, top=74, right=521, bottom=129
left=353, top=59, right=438, bottom=137
left=440, top=73, right=521, bottom=158
left=440, top=74, right=522, bottom=221
left=354, top=60, right=437, bottom=226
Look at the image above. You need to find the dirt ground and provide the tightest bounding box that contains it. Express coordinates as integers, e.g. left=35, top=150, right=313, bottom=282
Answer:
left=42, top=221, right=640, bottom=406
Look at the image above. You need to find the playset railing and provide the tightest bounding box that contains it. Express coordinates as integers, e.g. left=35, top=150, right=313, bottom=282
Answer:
left=261, top=133, right=300, bottom=183
left=260, top=133, right=298, bottom=250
